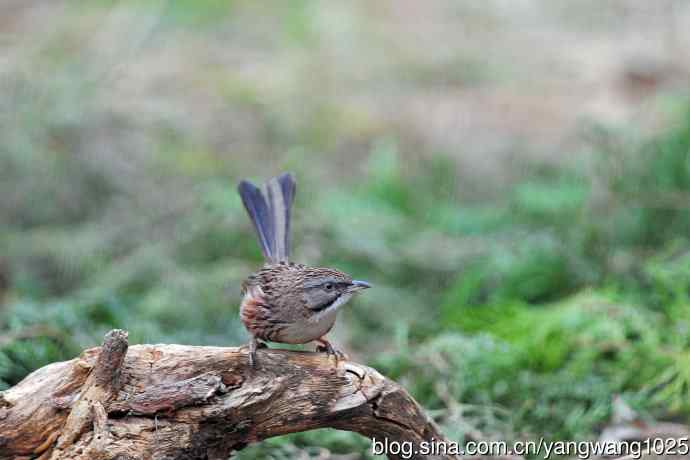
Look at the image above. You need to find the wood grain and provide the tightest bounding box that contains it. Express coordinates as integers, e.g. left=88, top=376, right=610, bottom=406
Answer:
left=0, top=330, right=460, bottom=460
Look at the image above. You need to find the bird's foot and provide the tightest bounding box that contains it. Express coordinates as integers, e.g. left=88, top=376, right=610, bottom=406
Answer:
left=316, top=338, right=348, bottom=362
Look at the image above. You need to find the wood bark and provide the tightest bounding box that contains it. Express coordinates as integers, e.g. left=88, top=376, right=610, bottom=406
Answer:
left=0, top=329, right=469, bottom=460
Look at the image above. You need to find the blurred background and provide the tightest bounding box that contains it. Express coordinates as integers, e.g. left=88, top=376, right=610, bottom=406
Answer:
left=1, top=1, right=690, bottom=458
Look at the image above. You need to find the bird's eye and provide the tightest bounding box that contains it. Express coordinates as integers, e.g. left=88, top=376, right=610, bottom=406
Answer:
left=324, top=282, right=334, bottom=290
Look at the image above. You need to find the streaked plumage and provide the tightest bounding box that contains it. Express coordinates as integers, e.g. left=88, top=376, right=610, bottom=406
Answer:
left=237, top=173, right=370, bottom=365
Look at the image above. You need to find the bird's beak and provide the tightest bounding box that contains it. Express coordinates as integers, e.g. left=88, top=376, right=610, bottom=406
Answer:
left=348, top=280, right=372, bottom=292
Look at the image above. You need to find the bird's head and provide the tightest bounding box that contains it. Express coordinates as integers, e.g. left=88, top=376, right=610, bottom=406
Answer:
left=300, top=267, right=371, bottom=313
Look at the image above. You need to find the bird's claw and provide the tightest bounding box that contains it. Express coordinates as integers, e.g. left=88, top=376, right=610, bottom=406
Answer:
left=316, top=340, right=348, bottom=361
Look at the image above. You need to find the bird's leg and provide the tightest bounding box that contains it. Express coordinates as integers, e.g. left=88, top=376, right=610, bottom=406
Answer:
left=249, top=338, right=257, bottom=367
left=242, top=336, right=268, bottom=367
left=316, top=337, right=347, bottom=361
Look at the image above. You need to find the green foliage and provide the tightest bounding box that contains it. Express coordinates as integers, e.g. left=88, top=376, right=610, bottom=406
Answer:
left=640, top=246, right=690, bottom=314
left=1, top=8, right=689, bottom=454
left=236, top=429, right=376, bottom=460
left=388, top=292, right=670, bottom=442
left=511, top=170, right=588, bottom=225
left=602, top=109, right=690, bottom=247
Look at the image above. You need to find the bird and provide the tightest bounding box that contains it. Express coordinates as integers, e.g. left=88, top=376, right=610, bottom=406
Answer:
left=237, top=172, right=371, bottom=366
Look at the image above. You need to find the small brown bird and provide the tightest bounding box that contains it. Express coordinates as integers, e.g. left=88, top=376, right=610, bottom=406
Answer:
left=238, top=173, right=370, bottom=366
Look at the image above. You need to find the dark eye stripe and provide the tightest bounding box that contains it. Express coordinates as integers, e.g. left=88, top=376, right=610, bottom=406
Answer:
left=304, top=279, right=349, bottom=289
left=310, top=295, right=340, bottom=312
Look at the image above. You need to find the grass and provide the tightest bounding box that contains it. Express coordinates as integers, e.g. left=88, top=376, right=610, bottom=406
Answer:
left=1, top=2, right=689, bottom=458
left=2, top=108, right=690, bottom=455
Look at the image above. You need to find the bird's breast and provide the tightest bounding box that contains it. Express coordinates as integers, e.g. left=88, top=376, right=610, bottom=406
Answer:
left=275, top=308, right=338, bottom=344
left=240, top=285, right=338, bottom=344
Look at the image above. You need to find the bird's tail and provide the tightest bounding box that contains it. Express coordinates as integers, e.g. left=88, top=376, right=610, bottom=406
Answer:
left=237, top=172, right=296, bottom=263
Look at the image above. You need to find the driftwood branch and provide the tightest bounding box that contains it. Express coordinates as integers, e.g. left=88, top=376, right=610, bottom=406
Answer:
left=0, top=329, right=462, bottom=460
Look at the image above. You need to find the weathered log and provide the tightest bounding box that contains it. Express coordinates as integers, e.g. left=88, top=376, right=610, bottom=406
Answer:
left=0, top=329, right=461, bottom=460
